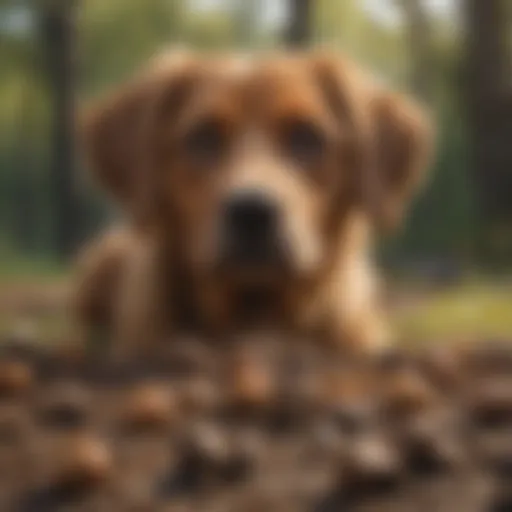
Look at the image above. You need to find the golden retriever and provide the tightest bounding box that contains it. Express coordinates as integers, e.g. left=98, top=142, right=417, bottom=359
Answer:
left=74, top=50, right=433, bottom=357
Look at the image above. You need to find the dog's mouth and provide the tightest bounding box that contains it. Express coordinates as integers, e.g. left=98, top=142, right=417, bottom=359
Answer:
left=232, top=285, right=280, bottom=324
left=210, top=241, right=289, bottom=326
left=214, top=227, right=295, bottom=287
left=220, top=236, right=289, bottom=271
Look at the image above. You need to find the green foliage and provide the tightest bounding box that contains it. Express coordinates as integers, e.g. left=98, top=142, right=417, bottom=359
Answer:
left=81, top=0, right=186, bottom=94
left=389, top=106, right=476, bottom=260
left=315, top=0, right=477, bottom=262
left=394, top=281, right=512, bottom=343
left=182, top=8, right=236, bottom=50
left=315, top=0, right=407, bottom=81
left=0, top=0, right=498, bottom=267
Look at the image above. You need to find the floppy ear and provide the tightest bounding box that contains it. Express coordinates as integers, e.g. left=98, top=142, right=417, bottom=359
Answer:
left=81, top=52, right=196, bottom=223
left=311, top=53, right=433, bottom=231
left=370, top=91, right=434, bottom=230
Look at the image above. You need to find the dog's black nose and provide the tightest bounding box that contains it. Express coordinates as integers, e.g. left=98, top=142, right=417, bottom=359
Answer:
left=224, top=191, right=279, bottom=239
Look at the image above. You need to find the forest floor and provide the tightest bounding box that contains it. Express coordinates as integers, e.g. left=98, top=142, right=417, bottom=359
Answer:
left=0, top=320, right=510, bottom=511
left=0, top=263, right=511, bottom=511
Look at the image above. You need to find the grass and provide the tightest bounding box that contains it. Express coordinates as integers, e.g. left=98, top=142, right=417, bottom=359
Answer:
left=0, top=254, right=67, bottom=285
left=393, top=280, right=512, bottom=344
left=0, top=256, right=69, bottom=342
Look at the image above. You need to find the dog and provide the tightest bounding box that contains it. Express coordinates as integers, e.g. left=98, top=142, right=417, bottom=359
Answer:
left=73, top=50, right=433, bottom=357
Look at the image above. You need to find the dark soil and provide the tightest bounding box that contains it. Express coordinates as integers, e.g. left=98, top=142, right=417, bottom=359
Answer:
left=0, top=335, right=510, bottom=512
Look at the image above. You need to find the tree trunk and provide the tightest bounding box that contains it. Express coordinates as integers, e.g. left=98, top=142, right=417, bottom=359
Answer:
left=397, top=0, right=433, bottom=102
left=40, top=1, right=80, bottom=260
left=462, top=0, right=512, bottom=264
left=233, top=0, right=260, bottom=48
left=284, top=0, right=313, bottom=48
left=13, top=83, right=38, bottom=254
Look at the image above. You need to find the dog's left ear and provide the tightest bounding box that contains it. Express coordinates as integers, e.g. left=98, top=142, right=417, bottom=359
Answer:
left=312, top=53, right=434, bottom=231
left=369, top=91, right=434, bottom=230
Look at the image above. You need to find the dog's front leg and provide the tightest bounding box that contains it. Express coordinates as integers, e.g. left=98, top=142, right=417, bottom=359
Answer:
left=321, top=254, right=390, bottom=355
left=112, top=235, right=171, bottom=359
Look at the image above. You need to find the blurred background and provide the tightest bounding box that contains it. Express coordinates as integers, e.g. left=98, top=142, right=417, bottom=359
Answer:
left=0, top=0, right=511, bottom=344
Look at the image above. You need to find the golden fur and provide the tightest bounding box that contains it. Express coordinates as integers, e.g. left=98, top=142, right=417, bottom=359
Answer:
left=73, top=51, right=433, bottom=357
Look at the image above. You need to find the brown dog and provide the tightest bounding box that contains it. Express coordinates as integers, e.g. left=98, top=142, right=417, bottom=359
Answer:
left=74, top=50, right=433, bottom=356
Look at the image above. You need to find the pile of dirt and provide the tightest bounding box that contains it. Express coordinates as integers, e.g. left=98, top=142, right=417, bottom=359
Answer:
left=0, top=335, right=510, bottom=512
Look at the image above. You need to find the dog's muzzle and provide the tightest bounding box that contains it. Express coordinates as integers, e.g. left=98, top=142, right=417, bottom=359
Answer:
left=220, top=190, right=285, bottom=268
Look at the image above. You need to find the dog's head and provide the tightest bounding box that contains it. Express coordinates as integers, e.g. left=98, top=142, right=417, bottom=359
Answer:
left=83, top=51, right=433, bottom=286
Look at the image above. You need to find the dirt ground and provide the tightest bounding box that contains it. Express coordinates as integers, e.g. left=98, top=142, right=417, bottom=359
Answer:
left=0, top=333, right=509, bottom=512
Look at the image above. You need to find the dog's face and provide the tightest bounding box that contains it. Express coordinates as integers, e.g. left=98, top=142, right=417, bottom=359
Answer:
left=84, top=52, right=432, bottom=287
left=162, top=56, right=352, bottom=282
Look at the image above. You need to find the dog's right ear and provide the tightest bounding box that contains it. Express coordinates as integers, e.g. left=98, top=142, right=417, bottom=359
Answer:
left=369, top=91, right=434, bottom=231
left=81, top=52, right=196, bottom=221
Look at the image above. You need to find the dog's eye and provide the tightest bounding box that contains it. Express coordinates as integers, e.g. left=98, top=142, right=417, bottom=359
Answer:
left=184, top=119, right=228, bottom=163
left=281, top=120, right=326, bottom=166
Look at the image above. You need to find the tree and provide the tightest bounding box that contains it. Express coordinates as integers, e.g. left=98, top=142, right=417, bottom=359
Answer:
left=231, top=0, right=260, bottom=48
left=81, top=0, right=185, bottom=93
left=462, top=0, right=512, bottom=263
left=39, top=0, right=80, bottom=259
left=284, top=0, right=313, bottom=47
left=397, top=0, right=434, bottom=102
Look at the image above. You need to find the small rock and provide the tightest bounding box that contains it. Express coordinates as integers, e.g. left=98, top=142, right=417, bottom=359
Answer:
left=0, top=359, right=33, bottom=397
left=403, top=410, right=467, bottom=474
left=341, top=434, right=403, bottom=494
left=330, top=401, right=376, bottom=435
left=0, top=405, right=30, bottom=444
left=468, top=378, right=512, bottom=428
left=120, top=382, right=179, bottom=432
left=169, top=422, right=259, bottom=493
left=161, top=338, right=214, bottom=375
left=178, top=378, right=220, bottom=416
left=228, top=356, right=275, bottom=412
left=169, top=423, right=231, bottom=491
left=53, top=434, right=112, bottom=489
left=476, top=431, right=512, bottom=478
left=309, top=421, right=346, bottom=458
left=382, top=368, right=439, bottom=418
left=488, top=488, right=512, bottom=512
left=220, top=429, right=262, bottom=483
left=417, top=345, right=464, bottom=391
left=37, top=382, right=91, bottom=429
